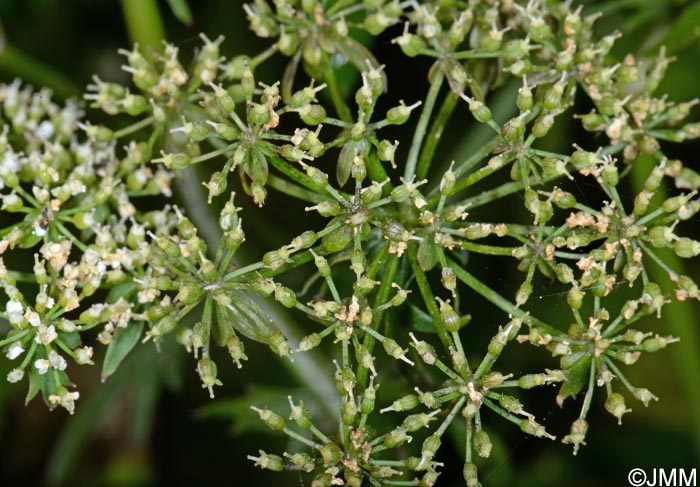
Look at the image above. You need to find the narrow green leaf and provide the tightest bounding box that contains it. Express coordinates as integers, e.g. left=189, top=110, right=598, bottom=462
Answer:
left=102, top=322, right=144, bottom=381
left=658, top=2, right=700, bottom=54
left=107, top=281, right=136, bottom=303
left=60, top=331, right=81, bottom=349
left=226, top=292, right=277, bottom=343
left=558, top=355, right=592, bottom=400
left=417, top=237, right=438, bottom=271
left=410, top=304, right=436, bottom=333
left=165, top=0, right=192, bottom=26
left=337, top=140, right=355, bottom=187
left=25, top=368, right=46, bottom=405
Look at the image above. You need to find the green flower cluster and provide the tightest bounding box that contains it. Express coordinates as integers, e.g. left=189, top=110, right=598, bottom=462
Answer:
left=1, top=0, right=699, bottom=485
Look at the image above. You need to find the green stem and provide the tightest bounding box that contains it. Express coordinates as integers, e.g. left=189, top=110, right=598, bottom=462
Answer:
left=416, top=92, right=458, bottom=180
left=322, top=60, right=353, bottom=123
left=446, top=256, right=558, bottom=334
left=0, top=45, right=79, bottom=99
left=408, top=245, right=453, bottom=351
left=357, top=254, right=398, bottom=388
left=113, top=116, right=156, bottom=139
left=120, top=0, right=166, bottom=53
left=267, top=174, right=325, bottom=203
left=579, top=358, right=597, bottom=418
left=405, top=69, right=445, bottom=181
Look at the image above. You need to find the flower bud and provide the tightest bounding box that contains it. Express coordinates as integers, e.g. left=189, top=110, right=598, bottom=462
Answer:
left=387, top=100, right=417, bottom=125
left=532, top=114, right=554, bottom=138
left=518, top=373, right=545, bottom=389
left=267, top=331, right=291, bottom=357
left=382, top=394, right=418, bottom=413
left=501, top=115, right=526, bottom=142
left=463, top=462, right=478, bottom=487
left=319, top=442, right=341, bottom=465
left=197, top=358, right=222, bottom=398
left=673, top=237, right=700, bottom=258
left=436, top=297, right=460, bottom=332
left=562, top=418, right=588, bottom=455
left=384, top=427, right=411, bottom=448
left=274, top=285, right=297, bottom=308
left=403, top=411, right=439, bottom=432
left=632, top=387, right=658, bottom=406
left=474, top=430, right=492, bottom=458
left=605, top=392, right=631, bottom=424
left=251, top=405, right=285, bottom=430
left=464, top=97, right=492, bottom=124
left=249, top=450, right=285, bottom=472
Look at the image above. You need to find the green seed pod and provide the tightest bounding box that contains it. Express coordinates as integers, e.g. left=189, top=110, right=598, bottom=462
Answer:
left=466, top=98, right=492, bottom=124
left=474, top=430, right=492, bottom=458
left=274, top=285, right=297, bottom=308
left=674, top=237, right=700, bottom=258
left=384, top=428, right=411, bottom=448
left=605, top=392, right=631, bottom=424
left=301, top=39, right=322, bottom=68
left=518, top=373, right=546, bottom=389
left=321, top=220, right=353, bottom=253
left=570, top=148, right=598, bottom=171
left=241, top=67, right=255, bottom=98
left=501, top=116, right=526, bottom=142
left=449, top=11, right=473, bottom=46
left=279, top=144, right=305, bottom=162
left=226, top=334, right=247, bottom=368
left=377, top=139, right=398, bottom=165
left=251, top=450, right=284, bottom=472
left=385, top=394, right=418, bottom=413
left=421, top=434, right=441, bottom=462
left=648, top=226, right=674, bottom=247
left=634, top=189, right=653, bottom=216
left=299, top=104, right=327, bottom=125
left=382, top=220, right=408, bottom=241
left=277, top=31, right=299, bottom=56
left=267, top=330, right=291, bottom=357
left=639, top=136, right=660, bottom=155
left=197, top=358, right=221, bottom=398
left=386, top=101, right=412, bottom=125
left=529, top=17, right=552, bottom=43
left=463, top=462, right=478, bottom=487
left=555, top=263, right=575, bottom=283
left=360, top=180, right=385, bottom=204
left=532, top=114, right=554, bottom=138
left=298, top=333, right=322, bottom=352
left=396, top=32, right=425, bottom=57
left=567, top=286, right=584, bottom=309
left=123, top=93, right=147, bottom=116
left=286, top=452, right=315, bottom=472
left=319, top=442, right=341, bottom=465
left=351, top=155, right=367, bottom=182
left=601, top=164, right=619, bottom=186
left=341, top=397, right=358, bottom=425
left=437, top=298, right=460, bottom=332
left=361, top=383, right=377, bottom=415
left=553, top=189, right=576, bottom=209
left=504, top=38, right=530, bottom=60
left=515, top=281, right=532, bottom=306
left=517, top=83, right=533, bottom=112
left=481, top=371, right=508, bottom=388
